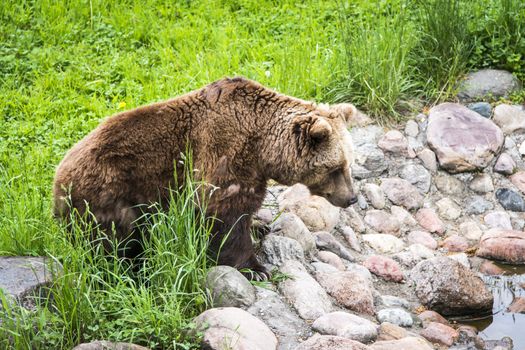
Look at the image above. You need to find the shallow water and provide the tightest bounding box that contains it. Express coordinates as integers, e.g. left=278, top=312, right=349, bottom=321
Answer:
left=459, top=263, right=525, bottom=348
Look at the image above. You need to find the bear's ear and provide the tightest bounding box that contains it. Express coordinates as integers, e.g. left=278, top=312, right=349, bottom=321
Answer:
left=309, top=117, right=332, bottom=141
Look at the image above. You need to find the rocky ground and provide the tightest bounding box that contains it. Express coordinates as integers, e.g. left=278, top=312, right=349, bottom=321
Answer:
left=1, top=69, right=524, bottom=350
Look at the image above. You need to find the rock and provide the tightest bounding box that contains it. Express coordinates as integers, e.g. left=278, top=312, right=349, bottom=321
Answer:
left=415, top=209, right=445, bottom=234
left=0, top=256, right=60, bottom=310
left=417, top=148, right=438, bottom=172
left=470, top=174, right=494, bottom=193
left=420, top=322, right=459, bottom=347
left=340, top=226, right=362, bottom=252
left=520, top=141, right=525, bottom=155
left=483, top=337, right=514, bottom=350
left=458, top=69, right=521, bottom=102
left=363, top=183, right=385, bottom=209
left=205, top=266, right=256, bottom=308
left=352, top=147, right=388, bottom=179
left=378, top=130, right=412, bottom=157
left=278, top=184, right=340, bottom=232
left=312, top=311, right=378, bottom=343
left=410, top=257, right=493, bottom=316
left=435, top=173, right=464, bottom=195
left=376, top=308, right=413, bottom=327
left=314, top=231, right=355, bottom=261
left=346, top=263, right=374, bottom=281
left=278, top=260, right=333, bottom=320
left=405, top=120, right=419, bottom=137
left=364, top=210, right=400, bottom=235
left=377, top=322, right=407, bottom=341
left=317, top=251, right=346, bottom=271
left=391, top=206, right=417, bottom=228
left=460, top=221, right=483, bottom=241
left=362, top=234, right=405, bottom=254
left=465, top=195, right=494, bottom=215
left=381, top=178, right=423, bottom=210
left=418, top=310, right=449, bottom=327
left=363, top=255, right=404, bottom=282
left=436, top=198, right=461, bottom=221
left=344, top=207, right=366, bottom=233
left=407, top=231, right=437, bottom=250
left=479, top=260, right=505, bottom=275
left=357, top=194, right=368, bottom=210
left=262, top=235, right=305, bottom=266
left=270, top=212, right=316, bottom=254
left=399, top=163, right=431, bottom=193
left=484, top=211, right=512, bottom=230
left=493, top=104, right=525, bottom=134
left=477, top=229, right=525, bottom=263
left=467, top=102, right=492, bottom=118
left=511, top=171, right=525, bottom=194
left=426, top=103, right=504, bottom=172
left=507, top=297, right=525, bottom=313
left=194, top=307, right=278, bottom=350
left=494, top=153, right=516, bottom=175
left=72, top=342, right=149, bottom=350
left=442, top=235, right=470, bottom=252
left=380, top=295, right=410, bottom=309
left=394, top=243, right=436, bottom=267
left=248, top=288, right=309, bottom=350
left=495, top=188, right=525, bottom=212
left=316, top=270, right=375, bottom=315
left=294, top=334, right=370, bottom=350
left=448, top=252, right=471, bottom=268
left=369, top=337, right=433, bottom=350
left=255, top=207, right=273, bottom=224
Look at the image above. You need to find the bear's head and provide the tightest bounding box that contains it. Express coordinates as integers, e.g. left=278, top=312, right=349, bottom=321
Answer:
left=276, top=102, right=359, bottom=208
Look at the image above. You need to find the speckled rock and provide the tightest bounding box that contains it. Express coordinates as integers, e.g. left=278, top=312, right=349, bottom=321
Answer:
left=312, top=311, right=378, bottom=343
left=417, top=310, right=449, bottom=327
left=465, top=195, right=494, bottom=215
left=376, top=308, right=413, bottom=327
left=262, top=234, right=305, bottom=266
left=363, top=255, right=404, bottom=282
left=391, top=206, right=417, bottom=228
left=435, top=174, right=464, bottom=195
left=511, top=171, right=525, bottom=194
left=399, top=163, right=431, bottom=193
left=340, top=226, right=362, bottom=252
left=381, top=178, right=423, bottom=210
left=205, top=266, right=256, bottom=308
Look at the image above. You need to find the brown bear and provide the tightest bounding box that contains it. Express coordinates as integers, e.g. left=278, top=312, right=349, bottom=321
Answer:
left=53, top=77, right=358, bottom=278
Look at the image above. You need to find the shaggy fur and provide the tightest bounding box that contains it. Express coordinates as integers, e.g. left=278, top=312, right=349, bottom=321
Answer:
left=53, top=77, right=358, bottom=278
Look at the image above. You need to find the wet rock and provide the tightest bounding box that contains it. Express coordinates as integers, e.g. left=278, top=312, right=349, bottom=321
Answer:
left=391, top=206, right=417, bottom=228
left=278, top=184, right=340, bottom=232
left=418, top=310, right=449, bottom=327
left=362, top=234, right=405, bottom=254
left=340, top=226, right=362, bottom=252
left=316, top=270, right=375, bottom=315
left=376, top=308, right=413, bottom=327
left=278, top=260, right=333, bottom=320
left=262, top=235, right=304, bottom=266
left=399, top=163, right=431, bottom=193
left=511, top=171, right=525, bottom=194
left=507, top=297, right=525, bottom=313
left=436, top=198, right=462, bottom=221
left=380, top=295, right=410, bottom=309
left=493, top=104, right=525, bottom=134
left=271, top=212, right=315, bottom=254
left=312, top=311, right=378, bottom=343
left=381, top=178, right=423, bottom=210
left=495, top=188, right=525, bottom=212
left=369, top=336, right=433, bottom=350
left=362, top=183, right=385, bottom=209
left=405, top=120, right=419, bottom=137
left=465, top=195, right=494, bottom=215
left=460, top=221, right=483, bottom=241
left=364, top=210, right=400, bottom=235
left=205, top=266, right=256, bottom=308
left=363, top=255, right=404, bottom=282
left=420, top=322, right=459, bottom=347
left=467, top=102, right=492, bottom=118
left=458, top=69, right=521, bottom=102
left=435, top=173, right=464, bottom=195
left=314, top=231, right=355, bottom=262
left=377, top=322, right=407, bottom=341
left=479, top=260, right=505, bottom=275
left=469, top=174, right=494, bottom=193
left=194, top=307, right=278, bottom=350
left=426, top=103, right=504, bottom=172
left=378, top=130, right=413, bottom=157
left=248, top=288, right=309, bottom=350
left=484, top=211, right=512, bottom=230
left=477, top=229, right=525, bottom=263
left=294, top=334, right=370, bottom=350
left=410, top=257, right=493, bottom=316
left=494, top=153, right=516, bottom=175
left=415, top=208, right=445, bottom=234
left=317, top=251, right=346, bottom=271
left=417, top=148, right=438, bottom=172
left=442, top=235, right=470, bottom=252
left=72, top=342, right=149, bottom=350
left=407, top=231, right=437, bottom=250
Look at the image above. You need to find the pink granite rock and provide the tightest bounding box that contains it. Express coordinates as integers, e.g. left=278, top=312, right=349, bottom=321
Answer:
left=363, top=255, right=404, bottom=282
left=407, top=231, right=438, bottom=250
left=420, top=322, right=459, bottom=346
left=417, top=310, right=449, bottom=327
left=416, top=209, right=445, bottom=234
left=477, top=229, right=525, bottom=263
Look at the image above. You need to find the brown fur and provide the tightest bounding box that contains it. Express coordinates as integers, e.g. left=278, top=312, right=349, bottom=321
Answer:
left=53, top=77, right=357, bottom=277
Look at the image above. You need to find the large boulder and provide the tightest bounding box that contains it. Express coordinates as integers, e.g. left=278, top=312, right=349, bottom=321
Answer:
left=426, top=103, right=504, bottom=172
left=410, top=257, right=493, bottom=316
left=457, top=69, right=521, bottom=102
left=477, top=229, right=525, bottom=264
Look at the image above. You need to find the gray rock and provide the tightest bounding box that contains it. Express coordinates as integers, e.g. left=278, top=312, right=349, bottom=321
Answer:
left=465, top=195, right=494, bottom=215
left=380, top=295, right=410, bottom=309
left=72, top=342, right=149, bottom=350
left=376, top=308, right=413, bottom=327
left=357, top=194, right=369, bottom=210
left=467, top=102, right=492, bottom=118
left=469, top=173, right=494, bottom=193
left=410, top=257, right=493, bottom=316
left=494, top=153, right=517, bottom=175
left=435, top=173, right=464, bottom=195
left=447, top=252, right=470, bottom=268
left=205, top=266, right=256, bottom=308
left=262, top=235, right=305, bottom=266
left=294, top=334, right=370, bottom=350
left=364, top=210, right=400, bottom=235
left=313, top=311, right=378, bottom=343
left=381, top=178, right=423, bottom=210
left=495, top=188, right=525, bottom=212
left=399, top=163, right=431, bottom=193
left=417, top=148, right=438, bottom=172
left=271, top=212, right=315, bottom=254
left=314, top=231, right=355, bottom=261
left=493, top=104, right=525, bottom=134
left=458, top=69, right=521, bottom=102
left=194, top=307, right=278, bottom=350
left=278, top=260, right=333, bottom=320
left=426, top=103, right=504, bottom=172
left=405, top=120, right=419, bottom=137
left=363, top=183, right=385, bottom=209
left=352, top=146, right=388, bottom=179
left=343, top=207, right=366, bottom=233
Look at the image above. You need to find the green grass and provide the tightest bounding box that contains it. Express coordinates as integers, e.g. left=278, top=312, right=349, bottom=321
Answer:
left=0, top=0, right=524, bottom=349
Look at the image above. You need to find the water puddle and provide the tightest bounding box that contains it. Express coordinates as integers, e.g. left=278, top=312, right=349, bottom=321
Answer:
left=459, top=263, right=525, bottom=348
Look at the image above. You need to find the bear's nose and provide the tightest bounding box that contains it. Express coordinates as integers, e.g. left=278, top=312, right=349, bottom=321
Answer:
left=346, top=195, right=358, bottom=207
